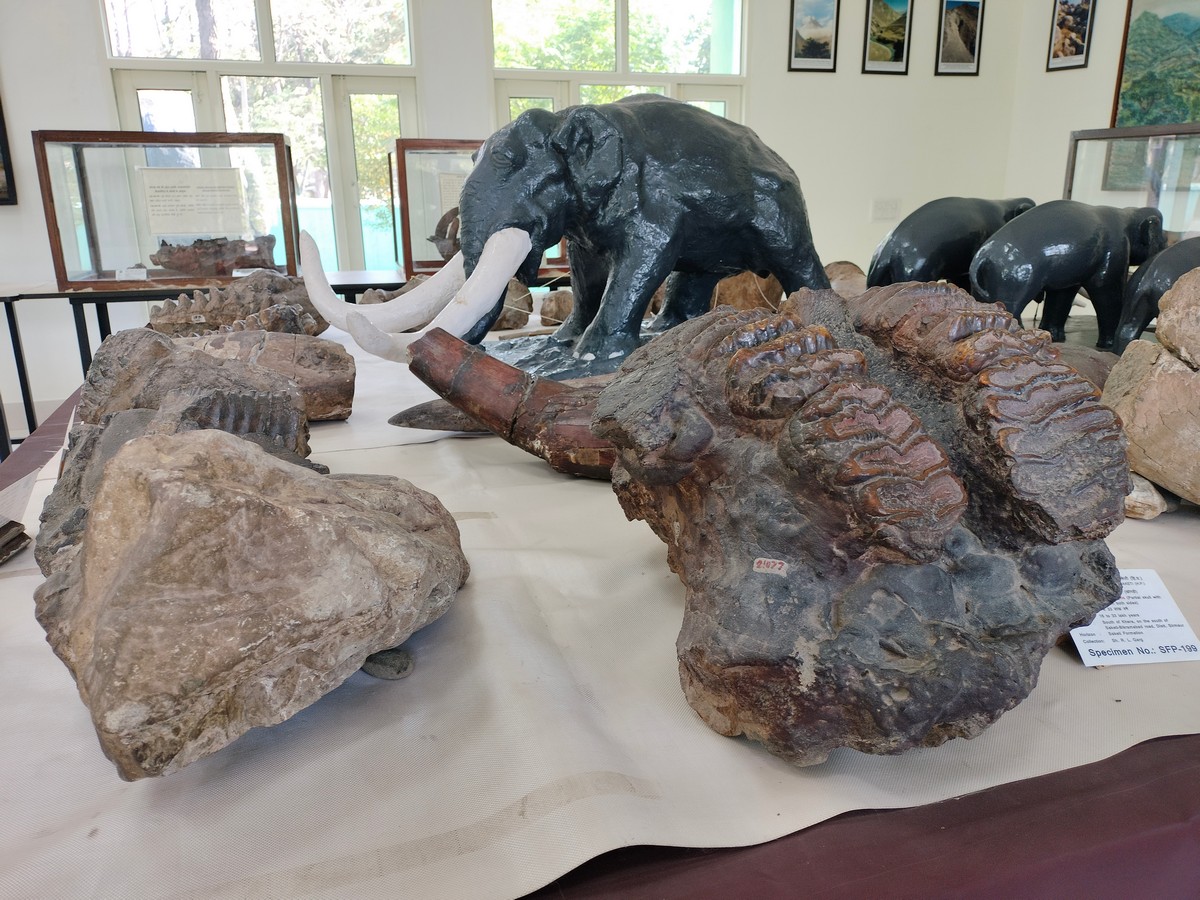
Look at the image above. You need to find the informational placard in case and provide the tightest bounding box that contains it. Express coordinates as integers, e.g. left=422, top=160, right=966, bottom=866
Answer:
left=140, top=167, right=249, bottom=236
left=1072, top=569, right=1200, bottom=666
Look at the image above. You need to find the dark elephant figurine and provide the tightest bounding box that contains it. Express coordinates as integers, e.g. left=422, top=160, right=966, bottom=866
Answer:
left=867, top=196, right=1035, bottom=290
left=969, top=199, right=1166, bottom=349
left=456, top=94, right=830, bottom=361
left=1114, top=236, right=1200, bottom=354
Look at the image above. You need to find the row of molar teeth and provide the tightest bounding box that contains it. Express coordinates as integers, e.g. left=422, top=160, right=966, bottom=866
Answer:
left=725, top=325, right=865, bottom=419
left=715, top=311, right=802, bottom=356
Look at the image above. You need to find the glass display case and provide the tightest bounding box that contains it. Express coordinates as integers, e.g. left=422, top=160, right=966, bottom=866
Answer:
left=395, top=137, right=567, bottom=281
left=1065, top=124, right=1200, bottom=243
left=32, top=130, right=299, bottom=290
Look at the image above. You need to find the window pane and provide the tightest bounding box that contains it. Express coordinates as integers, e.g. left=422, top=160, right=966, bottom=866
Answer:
left=578, top=84, right=665, bottom=105
left=628, top=0, right=742, bottom=75
left=104, top=0, right=259, bottom=60
left=493, top=0, right=615, bottom=71
left=509, top=96, right=556, bottom=119
left=221, top=75, right=336, bottom=264
left=272, top=0, right=412, bottom=64
left=686, top=99, right=727, bottom=118
left=136, top=89, right=198, bottom=132
left=350, top=93, right=402, bottom=269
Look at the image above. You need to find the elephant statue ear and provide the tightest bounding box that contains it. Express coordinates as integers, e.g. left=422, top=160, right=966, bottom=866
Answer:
left=550, top=107, right=624, bottom=211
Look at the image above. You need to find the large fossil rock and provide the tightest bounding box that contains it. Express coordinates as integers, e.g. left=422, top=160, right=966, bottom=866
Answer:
left=592, top=283, right=1127, bottom=765
left=36, top=387, right=315, bottom=578
left=180, top=331, right=355, bottom=420
left=1101, top=267, right=1200, bottom=504
left=79, top=329, right=303, bottom=426
left=149, top=270, right=328, bottom=337
left=34, top=430, right=469, bottom=780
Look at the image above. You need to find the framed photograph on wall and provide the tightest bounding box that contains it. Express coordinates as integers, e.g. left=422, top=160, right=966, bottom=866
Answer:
left=863, top=0, right=912, bottom=74
left=789, top=0, right=840, bottom=71
left=1047, top=0, right=1096, bottom=70
left=936, top=0, right=985, bottom=75
left=0, top=99, right=15, bottom=205
left=1113, top=0, right=1200, bottom=126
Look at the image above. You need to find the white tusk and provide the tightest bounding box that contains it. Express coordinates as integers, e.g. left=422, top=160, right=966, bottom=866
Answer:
left=343, top=228, right=533, bottom=363
left=299, top=231, right=466, bottom=333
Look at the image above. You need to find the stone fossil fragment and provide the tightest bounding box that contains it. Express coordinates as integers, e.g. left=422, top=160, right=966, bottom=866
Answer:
left=149, top=235, right=279, bottom=276
left=179, top=330, right=355, bottom=421
left=36, top=387, right=315, bottom=578
left=591, top=282, right=1127, bottom=765
left=78, top=328, right=304, bottom=426
left=149, top=270, right=328, bottom=337
left=34, top=429, right=469, bottom=780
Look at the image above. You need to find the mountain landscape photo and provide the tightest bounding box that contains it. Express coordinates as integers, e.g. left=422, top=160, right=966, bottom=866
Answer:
left=867, top=0, right=909, bottom=63
left=1116, top=2, right=1200, bottom=126
left=939, top=0, right=980, bottom=65
left=792, top=1, right=835, bottom=60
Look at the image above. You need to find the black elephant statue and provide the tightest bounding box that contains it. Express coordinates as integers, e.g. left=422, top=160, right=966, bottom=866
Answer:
left=867, top=196, right=1035, bottom=290
left=455, top=94, right=830, bottom=361
left=1114, top=236, right=1200, bottom=354
left=969, top=199, right=1166, bottom=349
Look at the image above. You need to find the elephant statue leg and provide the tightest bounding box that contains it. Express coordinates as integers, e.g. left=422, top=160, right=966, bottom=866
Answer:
left=1083, top=279, right=1124, bottom=350
left=573, top=248, right=677, bottom=361
left=650, top=271, right=724, bottom=332
left=1037, top=287, right=1077, bottom=342
left=553, top=242, right=609, bottom=345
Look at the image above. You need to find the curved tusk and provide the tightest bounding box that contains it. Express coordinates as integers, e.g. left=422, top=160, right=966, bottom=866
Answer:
left=343, top=228, right=533, bottom=362
left=299, top=231, right=466, bottom=333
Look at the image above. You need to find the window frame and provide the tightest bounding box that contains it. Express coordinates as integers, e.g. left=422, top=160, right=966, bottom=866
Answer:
left=489, top=0, right=747, bottom=123
left=102, top=0, right=421, bottom=270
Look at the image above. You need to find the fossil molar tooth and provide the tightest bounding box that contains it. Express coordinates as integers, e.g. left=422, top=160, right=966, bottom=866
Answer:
left=591, top=282, right=1127, bottom=766
left=725, top=324, right=868, bottom=420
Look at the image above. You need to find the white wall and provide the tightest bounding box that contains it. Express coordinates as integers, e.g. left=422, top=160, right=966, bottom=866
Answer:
left=0, top=0, right=1130, bottom=425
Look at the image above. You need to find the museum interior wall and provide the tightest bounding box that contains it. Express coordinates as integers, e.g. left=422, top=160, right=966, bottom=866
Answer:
left=0, top=0, right=1128, bottom=420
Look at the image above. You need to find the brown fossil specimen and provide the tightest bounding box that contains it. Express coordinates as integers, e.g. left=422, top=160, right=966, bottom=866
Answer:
left=148, top=270, right=328, bottom=337
left=149, top=235, right=278, bottom=276
left=591, top=282, right=1128, bottom=765
left=407, top=329, right=615, bottom=478
left=35, top=429, right=469, bottom=780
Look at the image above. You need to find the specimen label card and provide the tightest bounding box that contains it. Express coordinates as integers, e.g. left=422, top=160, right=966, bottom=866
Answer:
left=1071, top=569, right=1200, bottom=666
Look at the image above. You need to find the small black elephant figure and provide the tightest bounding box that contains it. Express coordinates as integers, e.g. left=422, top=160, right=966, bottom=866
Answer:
left=1114, top=236, right=1200, bottom=354
left=969, top=199, right=1166, bottom=350
left=867, top=196, right=1035, bottom=290
left=456, top=94, right=830, bottom=361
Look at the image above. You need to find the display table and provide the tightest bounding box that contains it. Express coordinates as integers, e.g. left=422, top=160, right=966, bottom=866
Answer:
left=0, top=331, right=1198, bottom=899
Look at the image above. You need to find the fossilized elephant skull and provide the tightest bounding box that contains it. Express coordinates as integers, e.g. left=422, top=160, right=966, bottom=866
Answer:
left=592, top=283, right=1129, bottom=765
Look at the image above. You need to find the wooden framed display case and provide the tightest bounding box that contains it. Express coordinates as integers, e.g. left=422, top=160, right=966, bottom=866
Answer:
left=32, top=130, right=300, bottom=291
left=395, top=137, right=567, bottom=282
left=1065, top=123, right=1200, bottom=243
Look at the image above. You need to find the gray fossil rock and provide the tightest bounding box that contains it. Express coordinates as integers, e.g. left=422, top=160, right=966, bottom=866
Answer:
left=79, top=329, right=303, bottom=426
left=34, top=429, right=469, bottom=781
left=592, top=283, right=1127, bottom=765
left=180, top=331, right=356, bottom=421
left=36, top=388, right=315, bottom=578
left=148, top=270, right=328, bottom=336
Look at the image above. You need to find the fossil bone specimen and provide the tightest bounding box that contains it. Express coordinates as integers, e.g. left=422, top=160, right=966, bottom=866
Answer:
left=179, top=330, right=355, bottom=421
left=35, top=429, right=469, bottom=780
left=149, top=270, right=328, bottom=337
left=591, top=282, right=1128, bottom=765
left=36, top=387, right=315, bottom=578
left=407, top=329, right=614, bottom=478
left=78, top=328, right=304, bottom=426
left=149, top=235, right=279, bottom=276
